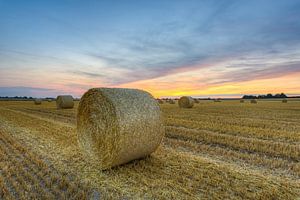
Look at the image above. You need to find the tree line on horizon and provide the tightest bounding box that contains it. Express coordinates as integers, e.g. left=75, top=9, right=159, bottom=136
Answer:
left=242, top=93, right=288, bottom=99
left=0, top=93, right=298, bottom=100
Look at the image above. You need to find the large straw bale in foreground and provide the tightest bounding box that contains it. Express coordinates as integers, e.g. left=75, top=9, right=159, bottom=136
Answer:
left=34, top=98, right=42, bottom=105
left=56, top=95, right=74, bottom=109
left=178, top=96, right=194, bottom=108
left=77, top=88, right=165, bottom=169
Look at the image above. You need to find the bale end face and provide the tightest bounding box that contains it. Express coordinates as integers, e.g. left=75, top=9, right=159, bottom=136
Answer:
left=178, top=96, right=194, bottom=108
left=77, top=88, right=165, bottom=170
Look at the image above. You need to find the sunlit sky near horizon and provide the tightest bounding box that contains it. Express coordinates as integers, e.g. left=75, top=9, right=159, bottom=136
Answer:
left=0, top=0, right=300, bottom=98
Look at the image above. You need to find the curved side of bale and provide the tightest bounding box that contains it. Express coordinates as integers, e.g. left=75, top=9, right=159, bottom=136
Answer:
left=178, top=96, right=194, bottom=108
left=77, top=88, right=165, bottom=170
left=282, top=99, right=288, bottom=103
left=34, top=98, right=42, bottom=105
left=56, top=95, right=74, bottom=109
left=251, top=99, right=257, bottom=104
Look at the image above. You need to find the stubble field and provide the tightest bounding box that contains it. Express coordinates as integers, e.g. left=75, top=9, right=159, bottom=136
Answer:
left=0, top=100, right=299, bottom=199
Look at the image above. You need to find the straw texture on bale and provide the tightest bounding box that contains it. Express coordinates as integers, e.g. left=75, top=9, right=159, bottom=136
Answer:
left=178, top=96, right=194, bottom=108
left=282, top=99, right=288, bottom=103
left=77, top=88, right=165, bottom=170
left=34, top=98, right=42, bottom=105
left=251, top=99, right=257, bottom=104
left=56, top=95, right=74, bottom=109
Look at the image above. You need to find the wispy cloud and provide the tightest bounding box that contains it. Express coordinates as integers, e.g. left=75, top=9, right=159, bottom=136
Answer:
left=0, top=86, right=57, bottom=97
left=0, top=0, right=300, bottom=97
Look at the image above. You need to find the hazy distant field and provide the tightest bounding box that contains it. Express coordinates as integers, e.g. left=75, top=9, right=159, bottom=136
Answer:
left=0, top=100, right=300, bottom=199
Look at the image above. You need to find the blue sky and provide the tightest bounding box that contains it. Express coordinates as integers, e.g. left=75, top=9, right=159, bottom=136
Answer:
left=0, top=0, right=300, bottom=97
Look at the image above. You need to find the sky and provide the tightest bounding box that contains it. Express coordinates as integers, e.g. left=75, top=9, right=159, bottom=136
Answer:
left=0, top=0, right=300, bottom=98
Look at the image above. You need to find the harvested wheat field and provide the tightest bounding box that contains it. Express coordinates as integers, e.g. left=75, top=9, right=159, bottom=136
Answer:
left=0, top=100, right=300, bottom=199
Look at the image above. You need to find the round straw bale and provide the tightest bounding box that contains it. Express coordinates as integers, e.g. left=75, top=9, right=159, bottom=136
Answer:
left=56, top=95, right=74, bottom=109
left=251, top=99, right=257, bottom=104
left=178, top=96, right=194, bottom=108
left=77, top=88, right=165, bottom=169
left=282, top=99, right=288, bottom=103
left=240, top=99, right=245, bottom=103
left=34, top=98, right=42, bottom=105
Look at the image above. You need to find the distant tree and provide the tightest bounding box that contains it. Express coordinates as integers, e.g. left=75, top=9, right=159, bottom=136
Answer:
left=280, top=93, right=287, bottom=98
left=243, top=93, right=287, bottom=99
left=258, top=95, right=266, bottom=99
left=274, top=94, right=281, bottom=98
left=242, top=95, right=257, bottom=99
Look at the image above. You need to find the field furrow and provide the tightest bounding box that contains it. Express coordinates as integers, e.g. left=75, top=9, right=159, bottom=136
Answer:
left=1, top=101, right=300, bottom=199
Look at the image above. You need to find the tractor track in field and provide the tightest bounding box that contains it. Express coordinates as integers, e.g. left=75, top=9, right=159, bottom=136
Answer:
left=165, top=126, right=300, bottom=162
left=0, top=130, right=94, bottom=199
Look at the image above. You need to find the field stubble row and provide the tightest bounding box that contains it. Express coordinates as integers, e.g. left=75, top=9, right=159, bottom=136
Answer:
left=0, top=101, right=300, bottom=199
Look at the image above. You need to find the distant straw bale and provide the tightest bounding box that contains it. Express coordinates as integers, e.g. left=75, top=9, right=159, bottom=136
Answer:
left=34, top=98, right=42, bottom=105
left=77, top=88, right=165, bottom=170
left=240, top=99, right=245, bottom=103
left=178, top=96, right=194, bottom=108
left=56, top=95, right=74, bottom=109
left=282, top=99, right=288, bottom=103
left=251, top=99, right=257, bottom=104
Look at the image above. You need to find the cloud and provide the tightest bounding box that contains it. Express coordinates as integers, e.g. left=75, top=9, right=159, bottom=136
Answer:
left=0, top=86, right=57, bottom=97
left=69, top=70, right=105, bottom=78
left=1, top=0, right=300, bottom=97
left=81, top=0, right=300, bottom=86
